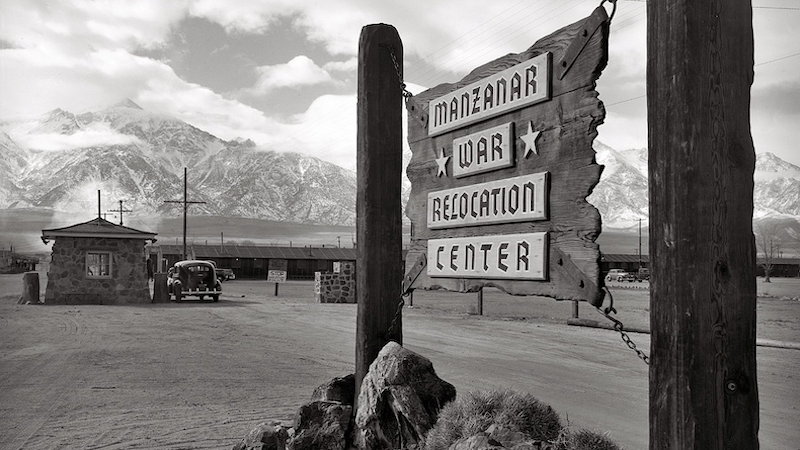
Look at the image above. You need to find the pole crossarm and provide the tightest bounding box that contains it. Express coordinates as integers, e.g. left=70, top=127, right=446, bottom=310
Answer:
left=107, top=200, right=133, bottom=225
left=163, top=167, right=206, bottom=260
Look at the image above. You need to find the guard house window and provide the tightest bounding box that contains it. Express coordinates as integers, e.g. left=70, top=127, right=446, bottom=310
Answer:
left=86, top=252, right=112, bottom=278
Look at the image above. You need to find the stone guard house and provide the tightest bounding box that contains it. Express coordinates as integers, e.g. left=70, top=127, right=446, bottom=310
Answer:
left=41, top=218, right=157, bottom=304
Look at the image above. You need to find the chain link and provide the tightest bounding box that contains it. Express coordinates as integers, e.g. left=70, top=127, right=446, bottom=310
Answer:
left=384, top=296, right=405, bottom=342
left=382, top=44, right=413, bottom=99
left=596, top=287, right=650, bottom=365
left=600, top=0, right=618, bottom=24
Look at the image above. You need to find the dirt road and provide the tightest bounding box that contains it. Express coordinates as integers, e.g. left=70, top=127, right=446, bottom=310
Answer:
left=1, top=277, right=798, bottom=449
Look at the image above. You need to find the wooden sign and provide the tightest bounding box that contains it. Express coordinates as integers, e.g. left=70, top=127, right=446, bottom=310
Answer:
left=453, top=123, right=515, bottom=178
left=428, top=232, right=548, bottom=280
left=267, top=258, right=288, bottom=283
left=428, top=52, right=551, bottom=136
left=427, top=172, right=548, bottom=229
left=405, top=7, right=609, bottom=305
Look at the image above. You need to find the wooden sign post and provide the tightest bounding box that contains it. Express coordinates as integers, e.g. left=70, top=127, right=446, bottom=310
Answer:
left=355, top=24, right=404, bottom=399
left=405, top=7, right=610, bottom=305
left=648, top=0, right=759, bottom=448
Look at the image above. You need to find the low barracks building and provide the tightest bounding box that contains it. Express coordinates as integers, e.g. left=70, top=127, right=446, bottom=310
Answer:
left=151, top=244, right=367, bottom=280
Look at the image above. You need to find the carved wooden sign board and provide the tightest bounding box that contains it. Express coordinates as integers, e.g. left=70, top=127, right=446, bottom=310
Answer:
left=405, top=7, right=609, bottom=305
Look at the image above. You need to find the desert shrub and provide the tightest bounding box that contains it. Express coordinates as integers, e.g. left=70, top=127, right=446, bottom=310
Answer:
left=423, top=389, right=562, bottom=450
left=553, top=428, right=622, bottom=450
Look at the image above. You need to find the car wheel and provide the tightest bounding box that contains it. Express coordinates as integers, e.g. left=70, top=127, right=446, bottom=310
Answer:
left=212, top=294, right=219, bottom=302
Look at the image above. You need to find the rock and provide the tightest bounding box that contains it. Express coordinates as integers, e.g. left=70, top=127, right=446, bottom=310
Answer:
left=232, top=421, right=290, bottom=450
left=288, top=401, right=352, bottom=450
left=355, top=342, right=457, bottom=450
left=310, top=374, right=355, bottom=405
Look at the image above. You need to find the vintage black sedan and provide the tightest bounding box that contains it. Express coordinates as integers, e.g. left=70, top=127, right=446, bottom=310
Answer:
left=167, top=260, right=222, bottom=302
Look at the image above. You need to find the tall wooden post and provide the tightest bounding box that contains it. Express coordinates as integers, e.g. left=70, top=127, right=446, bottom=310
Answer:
left=355, top=24, right=403, bottom=399
left=648, top=1, right=758, bottom=448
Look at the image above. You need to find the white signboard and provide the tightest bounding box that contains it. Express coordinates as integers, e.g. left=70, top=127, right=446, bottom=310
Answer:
left=267, top=259, right=288, bottom=283
left=427, top=172, right=548, bottom=229
left=428, top=232, right=548, bottom=280
left=453, top=123, right=514, bottom=178
left=428, top=52, right=551, bottom=136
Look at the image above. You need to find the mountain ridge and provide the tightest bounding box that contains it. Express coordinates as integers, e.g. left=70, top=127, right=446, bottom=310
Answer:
left=1, top=101, right=799, bottom=230
left=0, top=101, right=358, bottom=226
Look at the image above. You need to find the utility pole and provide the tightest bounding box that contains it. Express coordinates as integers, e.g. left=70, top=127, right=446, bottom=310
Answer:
left=164, top=167, right=206, bottom=260
left=638, top=218, right=642, bottom=269
left=108, top=200, right=133, bottom=225
left=648, top=0, right=758, bottom=448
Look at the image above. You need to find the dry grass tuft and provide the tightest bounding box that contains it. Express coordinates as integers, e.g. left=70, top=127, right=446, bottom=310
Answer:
left=423, top=389, right=562, bottom=450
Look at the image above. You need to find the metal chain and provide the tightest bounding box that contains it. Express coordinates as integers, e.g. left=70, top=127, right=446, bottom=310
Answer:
left=384, top=296, right=405, bottom=341
left=596, top=287, right=650, bottom=365
left=382, top=44, right=413, bottom=99
left=600, top=0, right=618, bottom=24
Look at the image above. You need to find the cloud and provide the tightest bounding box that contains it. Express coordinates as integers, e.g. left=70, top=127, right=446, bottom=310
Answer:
left=262, top=94, right=358, bottom=170
left=323, top=58, right=357, bottom=73
left=0, top=0, right=188, bottom=53
left=13, top=122, right=143, bottom=151
left=245, top=55, right=335, bottom=96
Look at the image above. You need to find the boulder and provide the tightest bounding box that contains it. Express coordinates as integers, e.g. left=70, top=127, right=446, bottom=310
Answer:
left=310, top=373, right=355, bottom=405
left=288, top=401, right=352, bottom=450
left=355, top=341, right=457, bottom=450
left=232, top=421, right=290, bottom=450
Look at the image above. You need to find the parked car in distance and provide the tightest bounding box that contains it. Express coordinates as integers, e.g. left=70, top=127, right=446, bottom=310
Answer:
left=619, top=273, right=637, bottom=282
left=605, top=268, right=630, bottom=282
left=217, top=268, right=235, bottom=281
left=167, top=260, right=222, bottom=302
left=635, top=267, right=650, bottom=282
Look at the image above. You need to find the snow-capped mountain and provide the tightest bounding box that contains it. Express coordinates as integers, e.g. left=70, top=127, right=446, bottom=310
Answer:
left=588, top=145, right=800, bottom=228
left=0, top=100, right=357, bottom=226
left=587, top=142, right=649, bottom=229
left=1, top=100, right=798, bottom=230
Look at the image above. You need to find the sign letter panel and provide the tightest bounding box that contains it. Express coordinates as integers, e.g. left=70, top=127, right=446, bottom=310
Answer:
left=428, top=232, right=548, bottom=280
left=427, top=172, right=548, bottom=229
left=453, top=123, right=514, bottom=178
left=428, top=52, right=551, bottom=136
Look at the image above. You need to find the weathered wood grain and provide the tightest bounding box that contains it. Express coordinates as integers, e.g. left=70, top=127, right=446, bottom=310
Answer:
left=405, top=9, right=609, bottom=305
left=647, top=0, right=759, bottom=448
left=356, top=24, right=404, bottom=399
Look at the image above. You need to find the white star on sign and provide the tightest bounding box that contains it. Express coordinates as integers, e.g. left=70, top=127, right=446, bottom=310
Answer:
left=520, top=121, right=541, bottom=158
left=435, top=147, right=450, bottom=177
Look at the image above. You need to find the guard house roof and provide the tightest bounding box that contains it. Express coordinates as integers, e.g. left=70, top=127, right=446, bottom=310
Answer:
left=41, top=217, right=157, bottom=244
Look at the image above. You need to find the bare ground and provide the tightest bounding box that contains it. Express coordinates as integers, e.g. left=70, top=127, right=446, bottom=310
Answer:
left=0, top=274, right=798, bottom=450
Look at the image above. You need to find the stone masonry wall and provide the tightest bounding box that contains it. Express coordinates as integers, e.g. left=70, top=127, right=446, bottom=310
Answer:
left=315, top=261, right=355, bottom=303
left=45, top=237, right=151, bottom=304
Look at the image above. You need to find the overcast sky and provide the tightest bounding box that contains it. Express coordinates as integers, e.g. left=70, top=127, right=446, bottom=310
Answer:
left=2, top=0, right=799, bottom=170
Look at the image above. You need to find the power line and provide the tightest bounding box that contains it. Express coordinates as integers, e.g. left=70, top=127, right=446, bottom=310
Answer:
left=606, top=94, right=646, bottom=107
left=605, top=49, right=800, bottom=108
left=620, top=0, right=800, bottom=10
left=756, top=51, right=800, bottom=66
